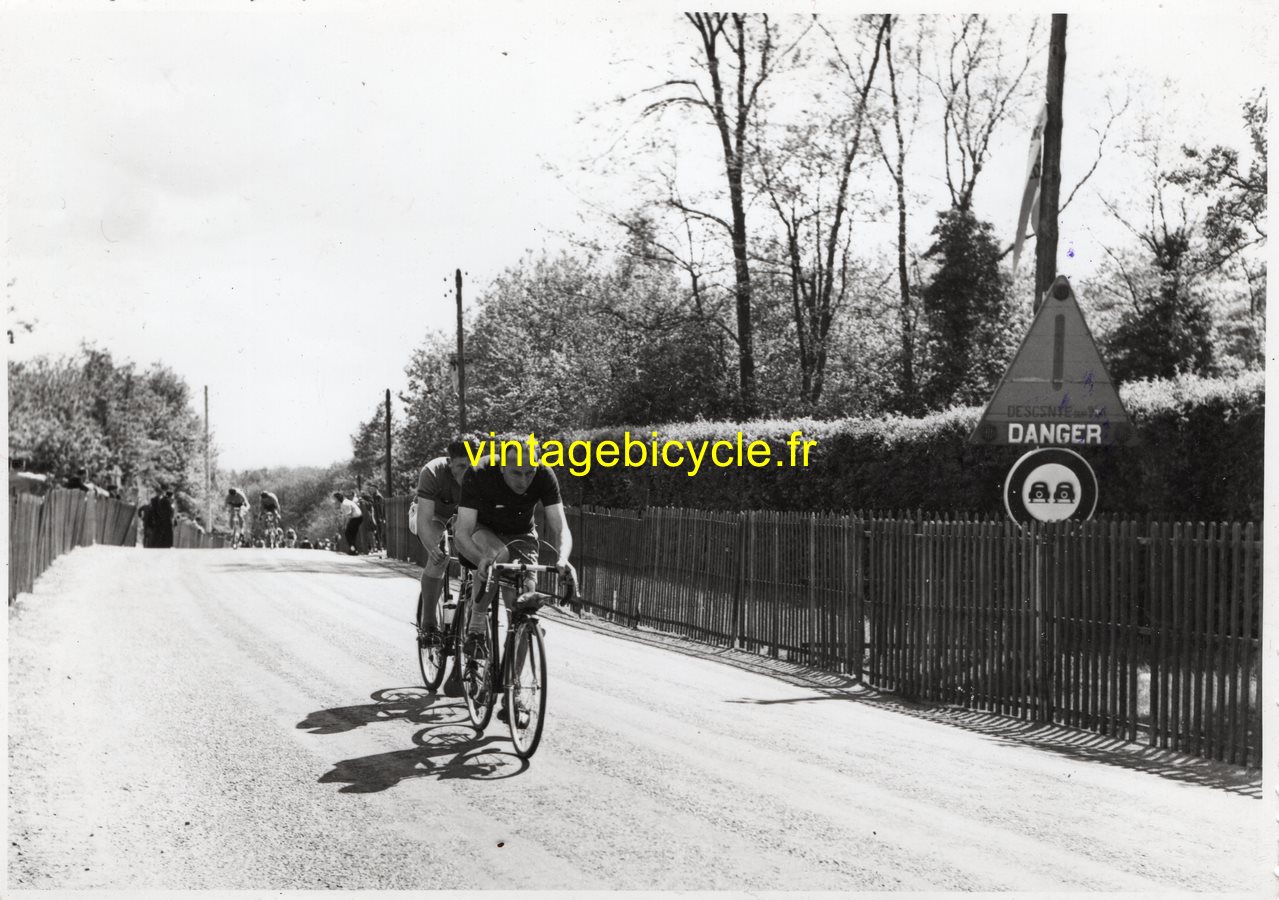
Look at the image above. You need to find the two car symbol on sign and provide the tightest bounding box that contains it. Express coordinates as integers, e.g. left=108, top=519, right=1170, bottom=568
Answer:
left=1028, top=481, right=1076, bottom=504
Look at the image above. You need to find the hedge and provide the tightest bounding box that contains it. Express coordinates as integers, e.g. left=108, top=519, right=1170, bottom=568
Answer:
left=543, top=371, right=1264, bottom=522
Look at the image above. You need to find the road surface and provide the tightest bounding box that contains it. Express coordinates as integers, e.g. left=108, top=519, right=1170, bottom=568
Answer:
left=8, top=546, right=1265, bottom=891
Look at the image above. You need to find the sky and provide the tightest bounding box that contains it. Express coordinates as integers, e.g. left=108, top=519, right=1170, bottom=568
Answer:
left=3, top=1, right=1273, bottom=471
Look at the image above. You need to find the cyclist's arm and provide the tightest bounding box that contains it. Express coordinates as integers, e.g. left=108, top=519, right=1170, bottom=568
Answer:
left=454, top=506, right=484, bottom=569
left=542, top=502, right=573, bottom=566
left=416, top=498, right=446, bottom=557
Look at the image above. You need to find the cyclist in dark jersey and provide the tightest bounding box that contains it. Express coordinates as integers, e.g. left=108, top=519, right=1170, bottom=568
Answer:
left=225, top=488, right=248, bottom=544
left=454, top=456, right=576, bottom=631
left=455, top=456, right=576, bottom=724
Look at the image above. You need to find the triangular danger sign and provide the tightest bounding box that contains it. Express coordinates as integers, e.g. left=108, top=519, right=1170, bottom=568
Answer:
left=971, top=276, right=1135, bottom=447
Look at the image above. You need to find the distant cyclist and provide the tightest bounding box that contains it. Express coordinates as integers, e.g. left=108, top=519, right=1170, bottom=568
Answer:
left=259, top=490, right=281, bottom=543
left=225, top=487, right=249, bottom=546
left=284, top=527, right=297, bottom=549
left=415, top=437, right=476, bottom=645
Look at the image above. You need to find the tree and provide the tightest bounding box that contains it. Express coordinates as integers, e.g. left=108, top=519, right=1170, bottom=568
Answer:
left=920, top=209, right=1018, bottom=407
left=1169, top=90, right=1267, bottom=271
left=636, top=13, right=795, bottom=416
left=867, top=14, right=925, bottom=413
left=349, top=400, right=390, bottom=491
left=1100, top=229, right=1216, bottom=383
left=753, top=15, right=889, bottom=410
left=928, top=15, right=1042, bottom=214
left=7, top=347, right=211, bottom=509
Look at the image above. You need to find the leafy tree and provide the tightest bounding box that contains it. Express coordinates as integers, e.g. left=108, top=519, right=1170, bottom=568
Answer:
left=8, top=347, right=212, bottom=513
left=1100, top=228, right=1216, bottom=384
left=350, top=400, right=390, bottom=492
left=753, top=15, right=889, bottom=411
left=1169, top=90, right=1267, bottom=271
left=919, top=209, right=1018, bottom=407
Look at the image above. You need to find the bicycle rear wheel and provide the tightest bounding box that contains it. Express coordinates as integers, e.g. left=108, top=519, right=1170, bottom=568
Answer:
left=506, top=620, right=548, bottom=759
left=417, top=590, right=448, bottom=691
left=456, top=600, right=496, bottom=730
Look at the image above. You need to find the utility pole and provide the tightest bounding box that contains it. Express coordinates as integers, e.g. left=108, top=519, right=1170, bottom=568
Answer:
left=455, top=268, right=466, bottom=433
left=384, top=388, right=393, bottom=495
left=204, top=385, right=211, bottom=532
left=1034, top=14, right=1067, bottom=310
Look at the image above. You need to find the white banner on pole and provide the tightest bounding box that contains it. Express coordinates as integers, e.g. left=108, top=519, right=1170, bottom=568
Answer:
left=1012, top=104, right=1048, bottom=276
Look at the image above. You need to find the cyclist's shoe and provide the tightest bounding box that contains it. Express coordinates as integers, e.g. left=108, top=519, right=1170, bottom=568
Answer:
left=463, top=632, right=488, bottom=660
left=417, top=626, right=443, bottom=649
left=497, top=701, right=530, bottom=728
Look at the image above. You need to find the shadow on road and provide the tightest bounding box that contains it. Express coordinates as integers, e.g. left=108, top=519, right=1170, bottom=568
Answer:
left=303, top=687, right=529, bottom=792
left=727, top=689, right=1261, bottom=798
left=297, top=687, right=451, bottom=734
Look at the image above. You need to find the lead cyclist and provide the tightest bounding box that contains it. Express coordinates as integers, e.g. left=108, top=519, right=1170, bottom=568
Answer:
left=454, top=456, right=577, bottom=723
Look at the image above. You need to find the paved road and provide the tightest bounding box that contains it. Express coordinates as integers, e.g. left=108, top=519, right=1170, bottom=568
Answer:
left=8, top=547, right=1265, bottom=891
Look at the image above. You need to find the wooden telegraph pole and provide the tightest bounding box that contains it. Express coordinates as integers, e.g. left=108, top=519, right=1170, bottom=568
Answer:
left=1034, top=14, right=1068, bottom=310
left=383, top=388, right=393, bottom=494
left=455, top=269, right=466, bottom=433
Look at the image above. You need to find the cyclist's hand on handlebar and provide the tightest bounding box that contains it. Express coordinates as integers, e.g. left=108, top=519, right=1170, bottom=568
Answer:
left=556, top=560, right=578, bottom=599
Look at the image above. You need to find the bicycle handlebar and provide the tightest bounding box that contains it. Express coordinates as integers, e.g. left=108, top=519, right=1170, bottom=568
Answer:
left=485, top=561, right=579, bottom=605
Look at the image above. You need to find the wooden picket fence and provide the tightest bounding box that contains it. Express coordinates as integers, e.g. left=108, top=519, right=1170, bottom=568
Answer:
left=379, top=500, right=1263, bottom=766
left=174, top=521, right=230, bottom=549
left=8, top=488, right=139, bottom=603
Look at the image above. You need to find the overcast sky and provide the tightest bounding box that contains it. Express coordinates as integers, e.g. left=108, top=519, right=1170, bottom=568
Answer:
left=3, top=1, right=1272, bottom=471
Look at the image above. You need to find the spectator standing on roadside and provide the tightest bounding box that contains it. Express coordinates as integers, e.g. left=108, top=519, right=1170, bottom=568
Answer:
left=150, top=486, right=176, bottom=549
left=358, top=492, right=379, bottom=554
left=138, top=502, right=154, bottom=548
left=64, top=467, right=90, bottom=491
left=333, top=492, right=363, bottom=555
left=373, top=488, right=387, bottom=552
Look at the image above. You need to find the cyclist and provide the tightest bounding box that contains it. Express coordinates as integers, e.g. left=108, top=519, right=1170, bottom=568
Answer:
left=415, top=437, right=476, bottom=645
left=454, top=453, right=576, bottom=723
left=284, top=527, right=297, bottom=549
left=225, top=487, right=249, bottom=545
left=259, top=490, right=282, bottom=541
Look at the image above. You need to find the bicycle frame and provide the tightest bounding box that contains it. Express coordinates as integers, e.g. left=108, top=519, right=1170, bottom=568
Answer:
left=476, top=562, right=570, bottom=693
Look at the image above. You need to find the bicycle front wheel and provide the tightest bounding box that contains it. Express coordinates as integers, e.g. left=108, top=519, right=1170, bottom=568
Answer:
left=417, top=591, right=448, bottom=691
left=506, top=620, right=548, bottom=759
left=456, top=602, right=496, bottom=731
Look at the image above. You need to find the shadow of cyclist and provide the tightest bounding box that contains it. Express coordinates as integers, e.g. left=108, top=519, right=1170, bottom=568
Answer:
left=296, top=687, right=462, bottom=735
left=317, top=722, right=527, bottom=792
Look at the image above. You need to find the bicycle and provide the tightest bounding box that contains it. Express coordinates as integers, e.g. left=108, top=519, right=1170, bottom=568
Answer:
left=260, top=510, right=281, bottom=547
left=227, top=507, right=247, bottom=548
left=416, top=527, right=467, bottom=691
left=454, top=558, right=575, bottom=760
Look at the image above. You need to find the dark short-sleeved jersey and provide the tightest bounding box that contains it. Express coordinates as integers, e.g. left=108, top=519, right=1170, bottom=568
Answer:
left=226, top=489, right=247, bottom=507
left=416, top=457, right=463, bottom=520
left=458, top=461, right=562, bottom=535
left=260, top=491, right=280, bottom=511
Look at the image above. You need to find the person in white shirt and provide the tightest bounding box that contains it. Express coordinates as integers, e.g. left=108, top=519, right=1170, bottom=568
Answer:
left=333, top=492, right=363, bottom=555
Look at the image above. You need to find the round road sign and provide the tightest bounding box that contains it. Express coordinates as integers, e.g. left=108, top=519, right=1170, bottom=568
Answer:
left=1003, top=448, right=1098, bottom=525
